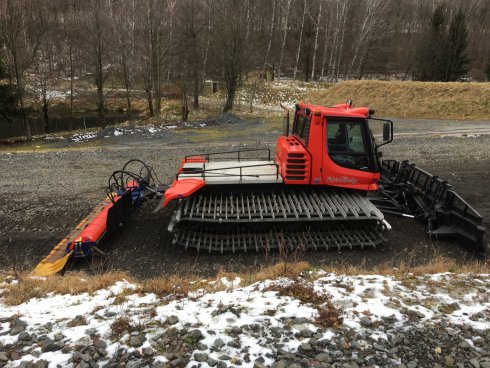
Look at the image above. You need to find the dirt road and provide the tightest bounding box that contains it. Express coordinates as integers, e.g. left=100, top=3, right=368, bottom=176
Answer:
left=0, top=116, right=488, bottom=278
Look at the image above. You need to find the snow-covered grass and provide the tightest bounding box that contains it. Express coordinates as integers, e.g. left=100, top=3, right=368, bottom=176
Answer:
left=0, top=266, right=489, bottom=367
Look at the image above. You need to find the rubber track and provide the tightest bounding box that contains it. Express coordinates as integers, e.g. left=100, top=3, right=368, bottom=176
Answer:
left=172, top=223, right=385, bottom=253
left=176, top=187, right=383, bottom=223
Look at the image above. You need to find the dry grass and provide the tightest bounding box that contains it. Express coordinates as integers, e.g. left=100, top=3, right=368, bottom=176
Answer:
left=110, top=317, right=133, bottom=339
left=2, top=271, right=132, bottom=306
left=308, top=80, right=490, bottom=120
left=321, top=257, right=489, bottom=277
left=268, top=280, right=343, bottom=328
left=1, top=258, right=487, bottom=306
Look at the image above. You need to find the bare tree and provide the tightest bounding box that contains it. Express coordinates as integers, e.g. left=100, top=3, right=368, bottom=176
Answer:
left=113, top=0, right=137, bottom=117
left=310, top=0, right=324, bottom=81
left=0, top=0, right=45, bottom=139
left=277, top=0, right=292, bottom=80
left=210, top=0, right=253, bottom=112
left=293, top=0, right=307, bottom=80
left=80, top=0, right=114, bottom=119
left=347, top=0, right=389, bottom=79
left=177, top=0, right=206, bottom=110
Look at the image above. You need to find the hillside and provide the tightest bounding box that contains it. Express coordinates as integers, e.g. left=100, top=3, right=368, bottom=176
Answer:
left=307, top=81, right=490, bottom=121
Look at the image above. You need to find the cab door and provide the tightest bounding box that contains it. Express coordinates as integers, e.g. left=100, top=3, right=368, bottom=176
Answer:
left=322, top=118, right=378, bottom=191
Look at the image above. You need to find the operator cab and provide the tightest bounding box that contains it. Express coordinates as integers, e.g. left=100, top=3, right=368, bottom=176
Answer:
left=276, top=101, right=393, bottom=190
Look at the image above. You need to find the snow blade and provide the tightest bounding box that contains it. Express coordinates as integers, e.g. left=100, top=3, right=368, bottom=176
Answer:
left=377, top=160, right=486, bottom=253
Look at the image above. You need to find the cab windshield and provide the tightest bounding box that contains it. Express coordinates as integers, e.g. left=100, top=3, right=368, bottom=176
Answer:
left=327, top=119, right=374, bottom=172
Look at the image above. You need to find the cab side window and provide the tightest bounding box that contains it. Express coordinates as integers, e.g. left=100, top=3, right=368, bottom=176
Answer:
left=293, top=112, right=311, bottom=145
left=327, top=121, right=370, bottom=171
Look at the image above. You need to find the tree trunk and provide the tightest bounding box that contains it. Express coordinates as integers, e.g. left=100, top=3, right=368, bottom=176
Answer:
left=277, top=0, right=292, bottom=80
left=193, top=68, right=199, bottom=109
left=293, top=0, right=307, bottom=80
left=223, top=84, right=236, bottom=112
left=320, top=10, right=332, bottom=81
left=145, top=88, right=154, bottom=117
left=96, top=81, right=104, bottom=118
left=182, top=89, right=189, bottom=121
left=43, top=97, right=49, bottom=134
left=311, top=0, right=323, bottom=81
left=69, top=46, right=74, bottom=119
left=20, top=97, right=31, bottom=140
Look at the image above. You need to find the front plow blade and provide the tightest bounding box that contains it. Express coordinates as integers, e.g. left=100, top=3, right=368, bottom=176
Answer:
left=378, top=160, right=486, bottom=252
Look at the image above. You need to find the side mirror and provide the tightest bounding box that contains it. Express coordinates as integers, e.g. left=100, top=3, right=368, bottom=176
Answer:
left=383, top=122, right=390, bottom=141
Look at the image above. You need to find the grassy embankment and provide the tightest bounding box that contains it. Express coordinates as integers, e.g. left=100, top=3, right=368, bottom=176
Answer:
left=306, top=80, right=490, bottom=121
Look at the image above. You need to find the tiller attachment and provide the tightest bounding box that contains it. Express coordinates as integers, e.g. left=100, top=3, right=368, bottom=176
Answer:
left=32, top=160, right=167, bottom=276
left=373, top=160, right=486, bottom=252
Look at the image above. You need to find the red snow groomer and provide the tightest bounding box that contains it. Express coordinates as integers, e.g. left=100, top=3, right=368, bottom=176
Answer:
left=33, top=102, right=486, bottom=276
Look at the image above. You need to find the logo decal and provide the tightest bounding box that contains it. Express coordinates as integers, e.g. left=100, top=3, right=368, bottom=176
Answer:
left=326, top=176, right=358, bottom=184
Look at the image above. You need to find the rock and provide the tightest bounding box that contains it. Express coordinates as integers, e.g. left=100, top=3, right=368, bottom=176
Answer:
left=470, top=359, right=481, bottom=368
left=445, top=357, right=455, bottom=366
left=85, top=328, right=97, bottom=336
left=315, top=353, right=331, bottom=362
left=142, top=347, right=153, bottom=356
left=194, top=352, right=208, bottom=362
left=406, top=309, right=425, bottom=319
left=228, top=326, right=242, bottom=336
left=170, top=357, right=186, bottom=367
left=0, top=352, right=8, bottom=362
left=129, top=335, right=145, bottom=347
left=94, top=339, right=107, bottom=349
left=207, top=358, right=218, bottom=367
left=434, top=346, right=442, bottom=354
left=213, top=338, right=226, bottom=349
left=459, top=340, right=472, bottom=349
left=217, top=361, right=227, bottom=368
left=18, top=331, right=31, bottom=341
left=219, top=354, right=231, bottom=360
left=10, top=325, right=26, bottom=335
left=41, top=339, right=60, bottom=353
left=10, top=351, right=21, bottom=360
left=34, top=360, right=48, bottom=368
left=341, top=340, right=351, bottom=349
left=299, top=342, right=311, bottom=352
left=300, top=328, right=313, bottom=338
left=270, top=327, right=282, bottom=338
left=187, top=329, right=204, bottom=341
left=167, top=315, right=179, bottom=325
left=360, top=316, right=372, bottom=327
left=274, top=360, right=289, bottom=368
left=373, top=343, right=390, bottom=353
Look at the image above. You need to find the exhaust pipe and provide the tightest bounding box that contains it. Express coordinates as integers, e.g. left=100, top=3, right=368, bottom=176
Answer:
left=280, top=103, right=290, bottom=137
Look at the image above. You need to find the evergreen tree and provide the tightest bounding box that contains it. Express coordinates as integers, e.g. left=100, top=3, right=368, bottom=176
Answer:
left=0, top=56, right=19, bottom=121
left=446, top=9, right=469, bottom=81
left=485, top=54, right=490, bottom=81
left=414, top=5, right=449, bottom=81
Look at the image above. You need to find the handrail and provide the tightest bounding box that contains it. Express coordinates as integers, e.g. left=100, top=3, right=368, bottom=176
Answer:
left=177, top=162, right=280, bottom=181
left=185, top=148, right=271, bottom=162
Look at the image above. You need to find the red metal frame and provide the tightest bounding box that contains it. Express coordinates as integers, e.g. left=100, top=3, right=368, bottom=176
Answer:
left=161, top=102, right=381, bottom=209
left=276, top=102, right=379, bottom=190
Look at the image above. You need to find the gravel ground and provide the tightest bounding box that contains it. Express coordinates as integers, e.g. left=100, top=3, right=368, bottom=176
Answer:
left=0, top=115, right=488, bottom=277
